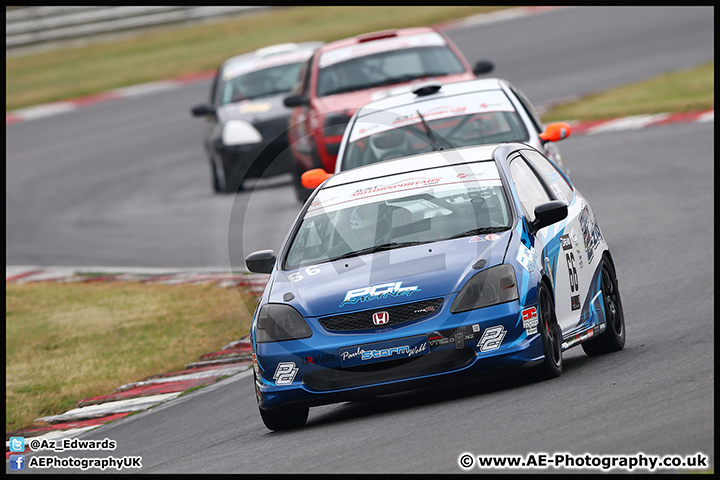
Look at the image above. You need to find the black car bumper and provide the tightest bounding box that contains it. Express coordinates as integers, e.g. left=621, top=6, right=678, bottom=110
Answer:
left=217, top=135, right=292, bottom=181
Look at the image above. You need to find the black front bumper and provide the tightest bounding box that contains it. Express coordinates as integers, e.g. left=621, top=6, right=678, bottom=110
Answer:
left=217, top=136, right=292, bottom=181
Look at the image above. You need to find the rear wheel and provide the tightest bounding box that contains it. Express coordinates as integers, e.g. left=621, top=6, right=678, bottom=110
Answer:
left=522, top=283, right=562, bottom=381
left=259, top=406, right=309, bottom=431
left=582, top=257, right=626, bottom=356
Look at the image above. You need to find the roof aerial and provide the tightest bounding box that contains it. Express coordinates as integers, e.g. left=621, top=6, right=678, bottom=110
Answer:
left=412, top=80, right=443, bottom=96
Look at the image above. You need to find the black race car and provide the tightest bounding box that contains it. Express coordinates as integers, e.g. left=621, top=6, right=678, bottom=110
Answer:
left=191, top=41, right=323, bottom=193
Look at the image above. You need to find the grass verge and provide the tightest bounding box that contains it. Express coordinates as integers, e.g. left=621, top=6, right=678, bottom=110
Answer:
left=5, top=6, right=509, bottom=111
left=541, top=62, right=714, bottom=122
left=5, top=281, right=255, bottom=433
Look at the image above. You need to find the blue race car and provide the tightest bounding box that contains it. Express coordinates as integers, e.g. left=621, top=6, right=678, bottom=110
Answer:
left=245, top=142, right=625, bottom=431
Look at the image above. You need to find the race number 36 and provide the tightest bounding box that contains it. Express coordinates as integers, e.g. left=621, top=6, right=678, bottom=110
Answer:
left=477, top=325, right=506, bottom=352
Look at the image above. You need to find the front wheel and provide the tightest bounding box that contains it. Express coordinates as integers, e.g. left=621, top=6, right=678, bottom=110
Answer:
left=210, top=152, right=243, bottom=193
left=210, top=153, right=226, bottom=193
left=522, top=283, right=562, bottom=381
left=582, top=257, right=626, bottom=356
left=259, top=406, right=309, bottom=431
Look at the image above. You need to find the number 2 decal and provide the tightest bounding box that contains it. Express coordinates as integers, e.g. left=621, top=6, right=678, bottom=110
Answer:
left=477, top=325, right=507, bottom=352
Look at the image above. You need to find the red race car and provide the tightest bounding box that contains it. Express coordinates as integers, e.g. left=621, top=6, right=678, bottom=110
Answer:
left=284, top=27, right=493, bottom=202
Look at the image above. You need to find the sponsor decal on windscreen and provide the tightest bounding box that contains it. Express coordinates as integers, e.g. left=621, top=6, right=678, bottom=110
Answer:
left=307, top=163, right=502, bottom=217
left=319, top=32, right=447, bottom=68
left=349, top=90, right=516, bottom=143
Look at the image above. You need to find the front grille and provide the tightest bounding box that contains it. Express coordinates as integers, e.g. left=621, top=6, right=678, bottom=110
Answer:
left=303, top=347, right=475, bottom=391
left=318, top=298, right=444, bottom=332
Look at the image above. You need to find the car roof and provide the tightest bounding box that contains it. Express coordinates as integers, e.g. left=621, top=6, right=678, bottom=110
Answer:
left=355, top=78, right=507, bottom=117
left=317, top=27, right=440, bottom=53
left=222, top=41, right=323, bottom=68
left=323, top=143, right=518, bottom=188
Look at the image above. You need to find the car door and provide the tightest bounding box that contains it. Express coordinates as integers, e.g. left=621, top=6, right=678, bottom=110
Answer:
left=507, top=150, right=586, bottom=335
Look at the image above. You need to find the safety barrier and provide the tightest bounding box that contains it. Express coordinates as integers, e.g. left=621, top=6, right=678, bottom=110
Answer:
left=6, top=6, right=271, bottom=52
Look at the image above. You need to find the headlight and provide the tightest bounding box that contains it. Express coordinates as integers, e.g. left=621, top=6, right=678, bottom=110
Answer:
left=323, top=113, right=351, bottom=137
left=450, top=264, right=519, bottom=313
left=255, top=304, right=312, bottom=343
left=222, top=120, right=263, bottom=146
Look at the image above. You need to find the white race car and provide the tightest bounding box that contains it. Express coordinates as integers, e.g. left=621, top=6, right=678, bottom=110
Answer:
left=301, top=78, right=572, bottom=190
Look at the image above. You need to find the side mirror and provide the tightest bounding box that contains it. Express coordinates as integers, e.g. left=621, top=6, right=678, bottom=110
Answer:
left=472, top=60, right=494, bottom=76
left=531, top=200, right=568, bottom=234
left=245, top=250, right=276, bottom=274
left=283, top=94, right=310, bottom=108
left=191, top=104, right=216, bottom=117
left=301, top=168, right=333, bottom=189
left=539, top=122, right=571, bottom=142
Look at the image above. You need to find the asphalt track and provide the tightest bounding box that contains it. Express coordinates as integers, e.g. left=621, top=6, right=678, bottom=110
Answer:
left=5, top=6, right=714, bottom=474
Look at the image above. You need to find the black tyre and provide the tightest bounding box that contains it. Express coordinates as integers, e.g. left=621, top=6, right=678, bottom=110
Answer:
left=211, top=152, right=243, bottom=193
left=210, top=154, right=225, bottom=193
left=259, top=406, right=309, bottom=431
left=211, top=152, right=245, bottom=194
left=522, top=283, right=563, bottom=381
left=582, top=257, right=626, bottom=356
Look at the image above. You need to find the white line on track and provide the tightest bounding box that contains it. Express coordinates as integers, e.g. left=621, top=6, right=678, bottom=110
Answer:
left=35, top=393, right=183, bottom=424
left=586, top=113, right=671, bottom=134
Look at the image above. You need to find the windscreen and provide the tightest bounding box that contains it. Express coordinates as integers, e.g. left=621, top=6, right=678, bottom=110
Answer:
left=341, top=91, right=530, bottom=170
left=220, top=62, right=304, bottom=104
left=316, top=33, right=465, bottom=97
left=284, top=162, right=512, bottom=269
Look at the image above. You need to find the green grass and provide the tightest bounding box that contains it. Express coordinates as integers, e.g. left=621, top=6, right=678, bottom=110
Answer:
left=5, top=281, right=255, bottom=432
left=5, top=6, right=509, bottom=112
left=541, top=61, right=714, bottom=122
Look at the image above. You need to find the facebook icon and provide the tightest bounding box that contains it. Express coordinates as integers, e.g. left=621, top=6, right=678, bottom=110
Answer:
left=9, top=455, right=25, bottom=470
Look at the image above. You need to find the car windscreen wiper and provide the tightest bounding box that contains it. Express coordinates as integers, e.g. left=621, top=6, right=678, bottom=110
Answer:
left=254, top=89, right=292, bottom=98
left=370, top=74, right=419, bottom=88
left=331, top=240, right=427, bottom=261
left=416, top=71, right=457, bottom=78
left=322, top=71, right=457, bottom=97
left=416, top=110, right=454, bottom=151
left=373, top=71, right=457, bottom=88
left=446, top=226, right=509, bottom=240
left=322, top=84, right=375, bottom=96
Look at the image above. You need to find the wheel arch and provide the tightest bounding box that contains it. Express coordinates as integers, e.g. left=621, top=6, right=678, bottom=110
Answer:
left=602, top=249, right=618, bottom=279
